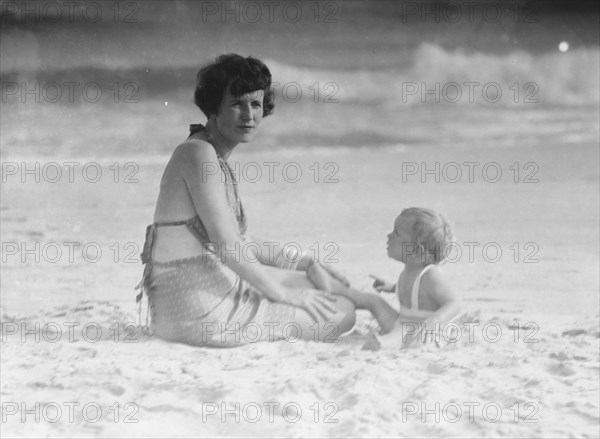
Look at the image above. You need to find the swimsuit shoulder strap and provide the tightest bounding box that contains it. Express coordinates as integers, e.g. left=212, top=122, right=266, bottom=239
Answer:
left=411, top=264, right=434, bottom=311
left=188, top=123, right=206, bottom=137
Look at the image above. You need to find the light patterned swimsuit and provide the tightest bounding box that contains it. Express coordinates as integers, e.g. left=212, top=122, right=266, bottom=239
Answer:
left=136, top=124, right=296, bottom=347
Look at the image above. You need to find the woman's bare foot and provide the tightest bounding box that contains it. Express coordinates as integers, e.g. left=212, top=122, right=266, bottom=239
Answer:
left=307, top=262, right=347, bottom=293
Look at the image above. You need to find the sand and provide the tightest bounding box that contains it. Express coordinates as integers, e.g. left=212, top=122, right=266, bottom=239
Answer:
left=1, top=141, right=599, bottom=437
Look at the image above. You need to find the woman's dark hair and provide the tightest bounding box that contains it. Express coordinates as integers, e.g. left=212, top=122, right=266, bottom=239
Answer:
left=194, top=54, right=274, bottom=118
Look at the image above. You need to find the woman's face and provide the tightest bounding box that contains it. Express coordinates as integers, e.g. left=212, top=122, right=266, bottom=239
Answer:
left=214, top=89, right=264, bottom=145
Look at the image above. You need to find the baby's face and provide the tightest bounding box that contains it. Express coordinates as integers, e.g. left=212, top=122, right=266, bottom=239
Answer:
left=386, top=214, right=417, bottom=262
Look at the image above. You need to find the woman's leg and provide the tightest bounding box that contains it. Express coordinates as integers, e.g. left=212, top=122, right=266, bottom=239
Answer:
left=257, top=267, right=356, bottom=342
left=306, top=264, right=399, bottom=334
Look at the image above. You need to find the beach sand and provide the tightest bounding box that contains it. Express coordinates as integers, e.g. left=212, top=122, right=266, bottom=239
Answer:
left=1, top=140, right=598, bottom=437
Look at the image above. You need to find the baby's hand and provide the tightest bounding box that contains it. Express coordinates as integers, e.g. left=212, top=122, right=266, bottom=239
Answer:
left=369, top=275, right=395, bottom=293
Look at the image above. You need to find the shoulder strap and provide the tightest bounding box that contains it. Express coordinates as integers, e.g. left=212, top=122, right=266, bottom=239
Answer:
left=411, top=264, right=433, bottom=311
left=188, top=123, right=205, bottom=137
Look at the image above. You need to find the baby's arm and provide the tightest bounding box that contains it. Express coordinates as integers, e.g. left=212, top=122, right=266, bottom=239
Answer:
left=369, top=275, right=396, bottom=293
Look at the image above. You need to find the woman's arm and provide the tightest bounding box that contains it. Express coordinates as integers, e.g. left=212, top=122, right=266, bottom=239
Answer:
left=246, top=234, right=350, bottom=285
left=243, top=234, right=306, bottom=269
left=179, top=142, right=335, bottom=321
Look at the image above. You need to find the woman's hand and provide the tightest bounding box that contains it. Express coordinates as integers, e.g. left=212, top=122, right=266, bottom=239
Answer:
left=284, top=288, right=339, bottom=323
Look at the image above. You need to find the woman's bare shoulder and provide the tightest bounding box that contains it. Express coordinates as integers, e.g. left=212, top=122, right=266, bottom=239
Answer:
left=171, top=138, right=217, bottom=163
left=167, top=139, right=224, bottom=187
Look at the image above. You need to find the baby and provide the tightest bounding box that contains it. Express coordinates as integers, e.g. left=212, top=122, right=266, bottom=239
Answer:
left=308, top=207, right=460, bottom=348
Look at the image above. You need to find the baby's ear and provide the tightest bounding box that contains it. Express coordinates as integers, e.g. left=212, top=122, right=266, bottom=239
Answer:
left=417, top=244, right=436, bottom=264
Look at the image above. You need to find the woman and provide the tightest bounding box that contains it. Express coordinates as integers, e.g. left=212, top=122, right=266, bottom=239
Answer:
left=137, top=54, right=356, bottom=347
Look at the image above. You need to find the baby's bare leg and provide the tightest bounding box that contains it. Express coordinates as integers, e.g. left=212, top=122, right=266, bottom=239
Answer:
left=349, top=291, right=398, bottom=334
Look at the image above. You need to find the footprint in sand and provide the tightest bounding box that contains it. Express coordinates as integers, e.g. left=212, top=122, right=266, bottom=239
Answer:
left=547, top=361, right=577, bottom=377
left=523, top=378, right=542, bottom=388
left=426, top=362, right=446, bottom=375
left=75, top=347, right=98, bottom=359
left=196, top=385, right=226, bottom=401
left=73, top=304, right=95, bottom=312
left=28, top=381, right=65, bottom=390
left=339, top=392, right=360, bottom=408
left=105, top=383, right=126, bottom=397
left=549, top=351, right=570, bottom=361
left=562, top=329, right=587, bottom=337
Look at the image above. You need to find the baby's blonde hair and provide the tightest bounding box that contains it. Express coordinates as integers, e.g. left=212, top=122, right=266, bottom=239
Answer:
left=400, top=207, right=454, bottom=264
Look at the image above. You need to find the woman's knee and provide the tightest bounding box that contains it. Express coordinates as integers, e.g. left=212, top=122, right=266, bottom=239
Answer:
left=293, top=309, right=355, bottom=342
left=333, top=296, right=356, bottom=334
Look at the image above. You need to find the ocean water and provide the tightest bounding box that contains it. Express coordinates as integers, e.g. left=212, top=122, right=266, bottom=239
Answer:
left=1, top=1, right=598, bottom=157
